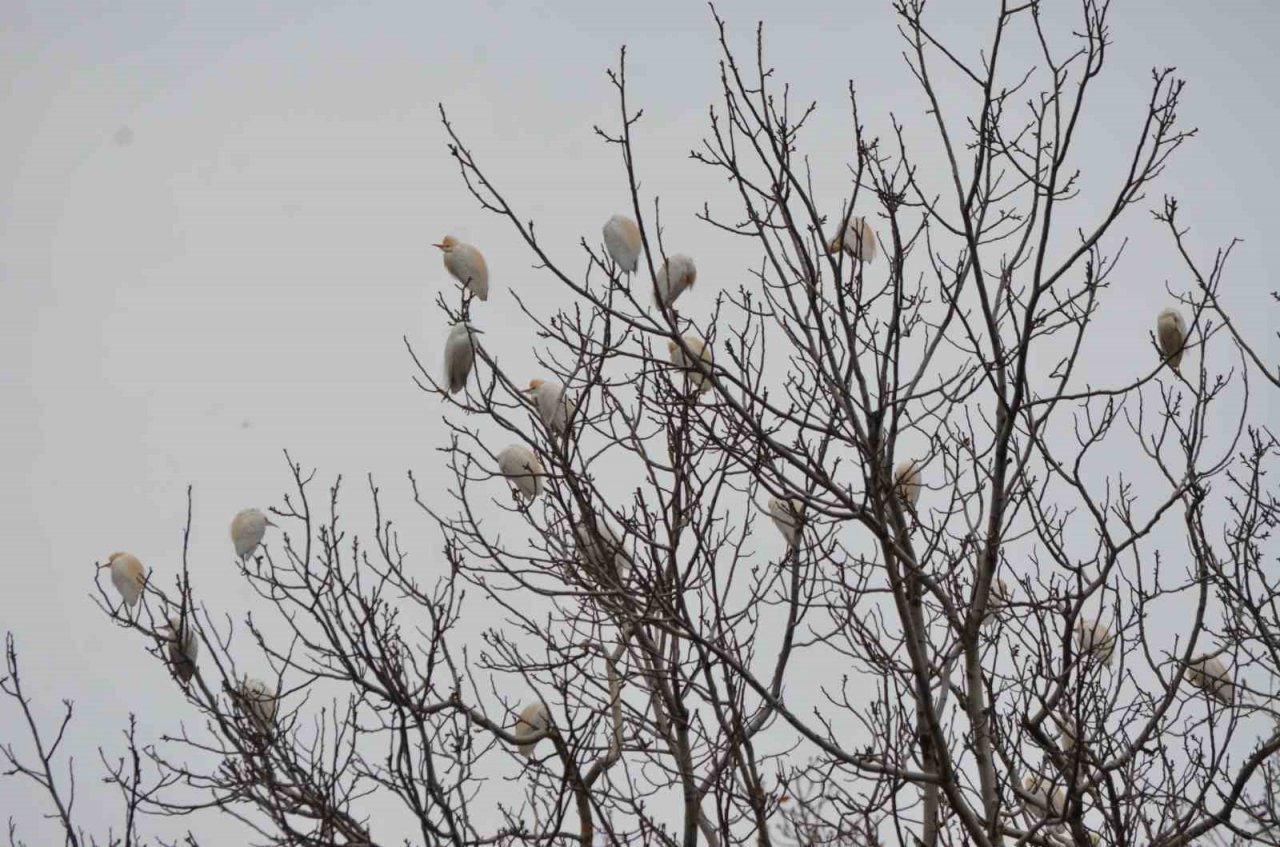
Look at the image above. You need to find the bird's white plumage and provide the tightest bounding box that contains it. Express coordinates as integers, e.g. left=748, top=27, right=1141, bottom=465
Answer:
left=1156, top=307, right=1188, bottom=372
left=439, top=236, right=489, bottom=301
left=106, top=552, right=145, bottom=607
left=1186, top=654, right=1234, bottom=705
left=1052, top=714, right=1078, bottom=756
left=231, top=509, right=271, bottom=559
left=527, top=379, right=576, bottom=434
left=1075, top=617, right=1116, bottom=667
left=240, top=677, right=278, bottom=729
left=767, top=497, right=804, bottom=549
left=165, top=614, right=199, bottom=683
left=1023, top=775, right=1065, bottom=818
left=827, top=215, right=877, bottom=262
left=668, top=335, right=714, bottom=395
left=514, top=702, right=551, bottom=758
left=497, top=444, right=544, bottom=500
left=603, top=215, right=642, bottom=273
left=894, top=460, right=922, bottom=507
left=654, top=254, right=697, bottom=308
left=574, top=516, right=631, bottom=583
left=444, top=323, right=479, bottom=394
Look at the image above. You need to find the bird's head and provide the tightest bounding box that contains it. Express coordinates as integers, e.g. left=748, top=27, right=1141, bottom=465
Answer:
left=1023, top=775, right=1037, bottom=791
left=101, top=552, right=125, bottom=568
left=433, top=235, right=460, bottom=252
left=686, top=266, right=698, bottom=288
left=825, top=235, right=843, bottom=255
left=526, top=378, right=545, bottom=393
left=667, top=339, right=679, bottom=356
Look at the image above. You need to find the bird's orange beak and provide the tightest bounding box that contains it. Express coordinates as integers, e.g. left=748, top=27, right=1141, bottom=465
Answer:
left=432, top=242, right=447, bottom=250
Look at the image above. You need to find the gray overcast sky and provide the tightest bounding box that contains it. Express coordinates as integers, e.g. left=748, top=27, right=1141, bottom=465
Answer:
left=2, top=1, right=1278, bottom=842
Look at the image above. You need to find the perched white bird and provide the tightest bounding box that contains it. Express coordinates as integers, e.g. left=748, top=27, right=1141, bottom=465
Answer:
left=102, top=552, right=145, bottom=607
left=239, top=677, right=278, bottom=731
left=574, top=516, right=632, bottom=582
left=654, top=254, right=697, bottom=308
left=497, top=444, right=545, bottom=500
left=1051, top=713, right=1079, bottom=756
left=230, top=509, right=275, bottom=560
left=1156, top=307, right=1188, bottom=372
left=985, top=575, right=1013, bottom=617
left=164, top=614, right=199, bottom=684
left=667, top=335, right=714, bottom=395
left=826, top=215, right=877, bottom=263
left=1023, top=775, right=1066, bottom=819
left=525, top=378, right=576, bottom=434
left=443, top=323, right=483, bottom=394
left=435, top=235, right=489, bottom=301
left=603, top=214, right=642, bottom=273
left=767, top=497, right=805, bottom=550
left=514, top=702, right=551, bottom=758
left=1075, top=617, right=1116, bottom=667
left=894, top=460, right=922, bottom=508
left=1186, top=654, right=1235, bottom=705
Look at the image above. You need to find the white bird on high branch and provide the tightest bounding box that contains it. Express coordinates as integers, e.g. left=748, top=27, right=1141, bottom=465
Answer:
left=668, top=335, right=714, bottom=396
left=894, top=460, right=923, bottom=508
left=497, top=444, right=545, bottom=501
left=1075, top=616, right=1116, bottom=667
left=101, top=552, right=146, bottom=608
left=574, top=515, right=632, bottom=584
left=164, top=614, right=199, bottom=684
left=231, top=508, right=275, bottom=561
left=1156, top=307, right=1188, bottom=373
left=826, top=214, right=878, bottom=263
left=767, top=497, right=805, bottom=550
left=443, top=323, right=483, bottom=394
left=238, top=677, right=278, bottom=733
left=1186, top=653, right=1236, bottom=706
left=513, top=701, right=552, bottom=758
left=654, top=254, right=697, bottom=309
left=525, top=378, right=576, bottom=435
left=1022, top=774, right=1066, bottom=820
left=603, top=214, right=642, bottom=274
left=435, top=235, right=489, bottom=301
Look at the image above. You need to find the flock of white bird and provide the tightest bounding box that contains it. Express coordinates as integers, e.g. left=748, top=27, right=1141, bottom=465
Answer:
left=95, top=215, right=1202, bottom=767
left=100, top=508, right=281, bottom=731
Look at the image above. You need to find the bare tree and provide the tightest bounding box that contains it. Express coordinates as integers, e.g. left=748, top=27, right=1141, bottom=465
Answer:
left=5, top=3, right=1280, bottom=846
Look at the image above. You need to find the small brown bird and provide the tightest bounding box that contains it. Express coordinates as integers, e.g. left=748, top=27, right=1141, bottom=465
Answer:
left=435, top=235, right=489, bottom=301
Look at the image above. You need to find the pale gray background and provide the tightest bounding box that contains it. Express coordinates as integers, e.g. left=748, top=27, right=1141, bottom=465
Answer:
left=2, top=0, right=1277, bottom=841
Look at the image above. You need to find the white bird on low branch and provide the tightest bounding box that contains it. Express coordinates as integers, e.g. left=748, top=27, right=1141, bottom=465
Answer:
left=497, top=444, right=544, bottom=501
left=1075, top=617, right=1116, bottom=667
left=514, top=702, right=551, bottom=759
left=767, top=497, right=805, bottom=550
left=654, top=254, right=697, bottom=308
left=826, top=214, right=877, bottom=262
left=668, top=334, right=714, bottom=396
left=101, top=552, right=145, bottom=608
left=526, top=378, right=576, bottom=435
left=894, top=460, right=922, bottom=508
left=1156, top=307, right=1188, bottom=372
left=443, top=323, right=483, bottom=394
left=231, top=508, right=275, bottom=561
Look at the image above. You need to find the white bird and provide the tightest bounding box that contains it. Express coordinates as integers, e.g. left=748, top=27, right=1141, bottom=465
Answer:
left=1051, top=713, right=1079, bottom=756
left=603, top=215, right=642, bottom=273
left=894, top=460, right=922, bottom=508
left=985, top=574, right=1013, bottom=617
left=435, top=235, right=489, bottom=301
left=667, top=335, right=714, bottom=395
left=1156, top=307, right=1188, bottom=372
left=497, top=444, right=545, bottom=500
left=164, top=614, right=199, bottom=684
left=102, top=552, right=145, bottom=607
left=826, top=215, right=877, bottom=263
left=767, top=497, right=805, bottom=549
left=1023, top=775, right=1066, bottom=819
left=574, top=516, right=632, bottom=582
left=514, top=702, right=551, bottom=758
left=444, top=323, right=483, bottom=394
left=1186, top=654, right=1235, bottom=705
left=230, top=508, right=275, bottom=560
left=654, top=254, right=697, bottom=308
left=525, top=378, right=576, bottom=434
left=239, top=677, right=278, bottom=731
left=1075, top=617, right=1116, bottom=667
